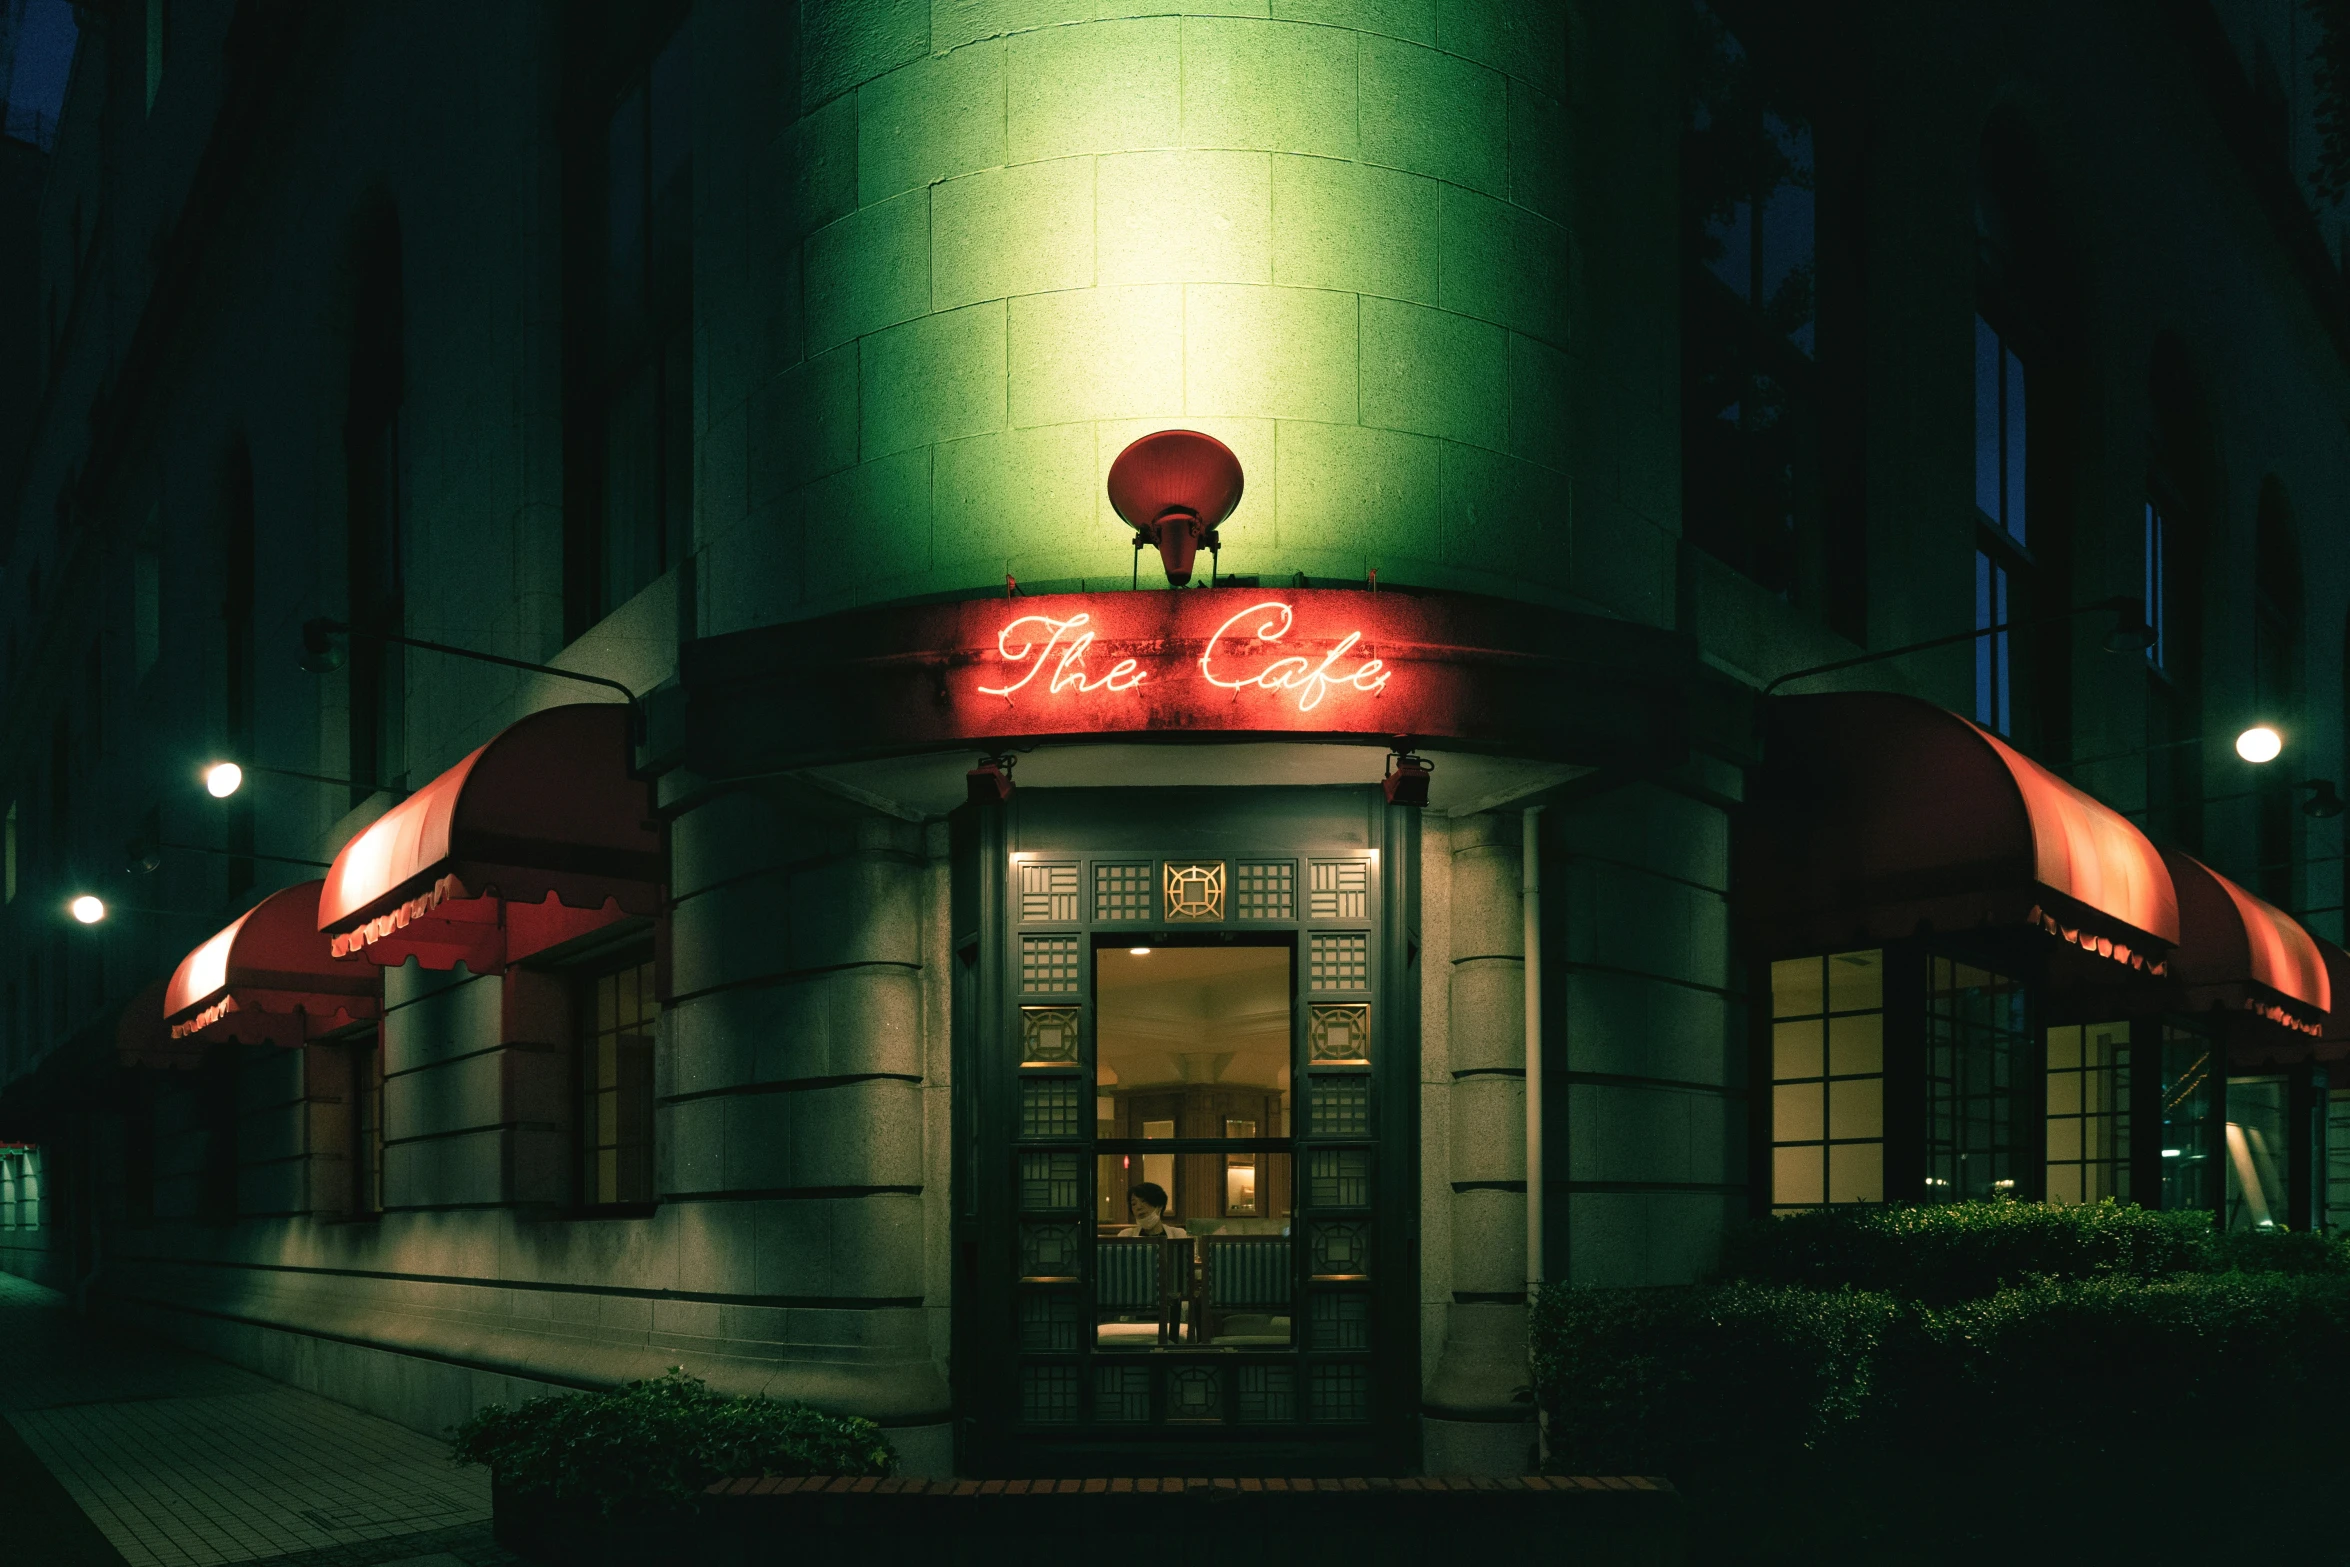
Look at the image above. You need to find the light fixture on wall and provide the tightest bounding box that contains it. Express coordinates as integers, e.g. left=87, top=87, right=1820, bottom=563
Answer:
left=68, top=894, right=105, bottom=924
left=1383, top=751, right=1433, bottom=807
left=967, top=754, right=1015, bottom=806
left=1108, top=431, right=1244, bottom=589
left=2300, top=780, right=2343, bottom=819
left=204, top=762, right=244, bottom=798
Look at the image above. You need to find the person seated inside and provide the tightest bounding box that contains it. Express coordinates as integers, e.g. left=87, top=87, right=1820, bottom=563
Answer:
left=1116, top=1181, right=1187, bottom=1238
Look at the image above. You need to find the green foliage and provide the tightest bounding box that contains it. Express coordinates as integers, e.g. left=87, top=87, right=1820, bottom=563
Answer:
left=1713, top=1198, right=2226, bottom=1302
left=449, top=1368, right=895, bottom=1520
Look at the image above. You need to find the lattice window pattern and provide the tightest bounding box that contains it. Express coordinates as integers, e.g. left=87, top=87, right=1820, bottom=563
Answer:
left=1019, top=1151, right=1083, bottom=1212
left=1236, top=860, right=1296, bottom=921
left=1309, top=1074, right=1371, bottom=1135
left=1018, top=861, right=1080, bottom=923
left=1167, top=1365, right=1223, bottom=1423
left=1164, top=861, right=1227, bottom=921
left=1308, top=859, right=1369, bottom=919
left=1020, top=1007, right=1081, bottom=1065
left=1020, top=1222, right=1082, bottom=1280
left=1020, top=1078, right=1083, bottom=1139
left=1309, top=1003, right=1371, bottom=1063
left=1019, top=935, right=1080, bottom=995
left=1094, top=863, right=1153, bottom=923
left=1018, top=1293, right=1080, bottom=1353
left=1094, top=1364, right=1151, bottom=1424
left=1308, top=1362, right=1370, bottom=1423
left=1310, top=1221, right=1372, bottom=1278
left=1022, top=1365, right=1081, bottom=1424
left=1309, top=932, right=1369, bottom=990
left=1309, top=1149, right=1371, bottom=1209
left=1312, top=1291, right=1372, bottom=1351
left=1237, top=1364, right=1297, bottom=1423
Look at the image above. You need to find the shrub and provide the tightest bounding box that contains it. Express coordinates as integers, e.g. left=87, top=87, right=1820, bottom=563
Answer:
left=1713, top=1198, right=2220, bottom=1302
left=449, top=1368, right=895, bottom=1519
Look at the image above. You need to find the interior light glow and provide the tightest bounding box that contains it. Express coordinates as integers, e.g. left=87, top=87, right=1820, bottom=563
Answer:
left=1129, top=947, right=1151, bottom=956
left=204, top=762, right=244, bottom=798
left=69, top=895, right=105, bottom=924
left=2236, top=725, right=2283, bottom=764
left=2162, top=1149, right=2183, bottom=1158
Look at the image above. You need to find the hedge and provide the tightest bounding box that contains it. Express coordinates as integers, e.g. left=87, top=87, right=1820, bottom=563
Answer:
left=450, top=1368, right=896, bottom=1520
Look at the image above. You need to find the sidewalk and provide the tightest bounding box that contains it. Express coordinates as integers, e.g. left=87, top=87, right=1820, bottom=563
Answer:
left=0, top=1270, right=517, bottom=1567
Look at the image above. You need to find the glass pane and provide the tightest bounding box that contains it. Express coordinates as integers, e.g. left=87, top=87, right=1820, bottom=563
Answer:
left=1772, top=1019, right=1823, bottom=1082
left=1828, top=1013, right=1881, bottom=1076
left=1827, top=1141, right=1883, bottom=1204
left=1770, top=957, right=1823, bottom=1020
left=1825, top=950, right=1882, bottom=1012
left=1974, top=314, right=2001, bottom=522
left=1095, top=1154, right=1295, bottom=1350
left=1826, top=1078, right=1881, bottom=1141
left=1096, top=944, right=1291, bottom=1137
left=2046, top=1024, right=2081, bottom=1071
left=2003, top=342, right=2027, bottom=544
left=2226, top=1076, right=2290, bottom=1233
left=1773, top=1082, right=1823, bottom=1144
left=2161, top=1027, right=2218, bottom=1211
left=1773, top=1145, right=1823, bottom=1206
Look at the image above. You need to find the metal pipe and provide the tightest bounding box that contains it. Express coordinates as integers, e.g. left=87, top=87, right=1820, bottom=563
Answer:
left=1523, top=806, right=1545, bottom=1302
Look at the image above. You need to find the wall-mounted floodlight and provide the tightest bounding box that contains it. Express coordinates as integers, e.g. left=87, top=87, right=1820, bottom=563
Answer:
left=204, top=762, right=244, bottom=798
left=2236, top=726, right=2284, bottom=764
left=68, top=895, right=105, bottom=924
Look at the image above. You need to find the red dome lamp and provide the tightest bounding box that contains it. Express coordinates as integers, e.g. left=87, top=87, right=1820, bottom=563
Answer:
left=1108, top=430, right=1244, bottom=588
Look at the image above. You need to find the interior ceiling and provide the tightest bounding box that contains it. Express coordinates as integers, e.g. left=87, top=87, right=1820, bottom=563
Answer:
left=803, top=741, right=1589, bottom=821
left=1097, top=945, right=1289, bottom=1089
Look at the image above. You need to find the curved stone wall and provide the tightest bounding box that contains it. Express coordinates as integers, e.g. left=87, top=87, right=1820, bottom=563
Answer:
left=776, top=3, right=1569, bottom=610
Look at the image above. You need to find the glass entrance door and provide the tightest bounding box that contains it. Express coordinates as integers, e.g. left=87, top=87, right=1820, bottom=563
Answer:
left=957, top=789, right=1416, bottom=1475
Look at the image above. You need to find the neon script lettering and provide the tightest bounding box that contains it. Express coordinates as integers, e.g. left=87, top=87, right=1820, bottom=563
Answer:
left=1200, top=602, right=1391, bottom=712
left=977, top=613, right=1146, bottom=698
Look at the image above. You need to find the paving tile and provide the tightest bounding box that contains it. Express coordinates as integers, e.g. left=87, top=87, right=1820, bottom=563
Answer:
left=0, top=1272, right=500, bottom=1567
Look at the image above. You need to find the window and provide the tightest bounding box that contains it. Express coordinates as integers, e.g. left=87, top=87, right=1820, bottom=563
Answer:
left=1682, top=0, right=1816, bottom=597
left=1769, top=950, right=1883, bottom=1208
left=2225, top=1076, right=2290, bottom=1232
left=1923, top=959, right=2025, bottom=1200
left=143, top=0, right=167, bottom=114
left=1973, top=315, right=2027, bottom=734
left=348, top=1033, right=384, bottom=1219
left=570, top=10, right=693, bottom=632
left=2143, top=500, right=2171, bottom=673
left=2327, top=1089, right=2350, bottom=1232
left=579, top=952, right=657, bottom=1207
left=344, top=218, right=405, bottom=800
left=2044, top=1021, right=2127, bottom=1205
left=2160, top=1025, right=2219, bottom=1212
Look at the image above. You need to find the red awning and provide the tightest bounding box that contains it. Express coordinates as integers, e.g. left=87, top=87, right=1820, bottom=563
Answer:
left=1742, top=693, right=2179, bottom=965
left=165, top=880, right=380, bottom=1047
left=317, top=704, right=662, bottom=972
left=2165, top=851, right=2331, bottom=1049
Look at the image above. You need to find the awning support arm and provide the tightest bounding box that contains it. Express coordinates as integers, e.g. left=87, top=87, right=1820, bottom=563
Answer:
left=303, top=618, right=643, bottom=749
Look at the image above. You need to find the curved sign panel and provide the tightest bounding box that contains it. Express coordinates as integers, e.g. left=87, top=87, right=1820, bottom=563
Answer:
left=681, top=587, right=1695, bottom=776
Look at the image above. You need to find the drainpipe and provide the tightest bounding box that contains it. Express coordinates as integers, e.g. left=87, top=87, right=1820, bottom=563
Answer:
left=1522, top=807, right=1545, bottom=1456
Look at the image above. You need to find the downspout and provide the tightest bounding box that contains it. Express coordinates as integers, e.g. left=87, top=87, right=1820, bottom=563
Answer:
left=1522, top=806, right=1545, bottom=1460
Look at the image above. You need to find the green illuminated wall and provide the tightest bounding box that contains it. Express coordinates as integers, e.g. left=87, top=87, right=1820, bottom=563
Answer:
left=754, top=3, right=1569, bottom=615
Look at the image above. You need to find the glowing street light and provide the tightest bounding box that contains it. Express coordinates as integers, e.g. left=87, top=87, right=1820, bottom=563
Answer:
left=2236, top=726, right=2283, bottom=764
left=204, top=762, right=244, bottom=798
left=68, top=895, right=105, bottom=925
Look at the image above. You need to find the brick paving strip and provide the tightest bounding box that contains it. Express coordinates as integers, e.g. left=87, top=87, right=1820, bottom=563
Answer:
left=0, top=1271, right=517, bottom=1567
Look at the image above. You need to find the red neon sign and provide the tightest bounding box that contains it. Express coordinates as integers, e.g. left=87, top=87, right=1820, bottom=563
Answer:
left=979, top=599, right=1390, bottom=713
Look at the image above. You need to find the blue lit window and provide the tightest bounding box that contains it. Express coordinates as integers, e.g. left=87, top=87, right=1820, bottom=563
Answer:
left=1972, top=315, right=2028, bottom=734
left=2143, top=501, right=2169, bottom=671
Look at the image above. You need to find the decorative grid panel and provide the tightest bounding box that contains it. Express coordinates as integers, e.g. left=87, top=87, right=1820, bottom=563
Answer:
left=1311, top=1292, right=1372, bottom=1351
left=1308, top=1363, right=1370, bottom=1423
left=1308, top=1149, right=1371, bottom=1209
left=1022, top=1365, right=1081, bottom=1424
left=1308, top=860, right=1368, bottom=919
left=1310, top=1221, right=1372, bottom=1278
left=1309, top=932, right=1369, bottom=990
left=1020, top=1007, right=1081, bottom=1065
left=1236, top=861, right=1296, bottom=921
left=1018, top=862, right=1080, bottom=923
left=1019, top=1293, right=1080, bottom=1353
left=1237, top=1364, right=1297, bottom=1423
left=1094, top=863, right=1153, bottom=923
left=1164, top=861, right=1227, bottom=921
left=1019, top=935, right=1081, bottom=995
left=1019, top=1152, right=1083, bottom=1212
left=1167, top=1365, right=1223, bottom=1423
left=1094, top=1364, right=1151, bottom=1424
left=1020, top=1223, right=1082, bottom=1279
left=1020, top=1079, right=1083, bottom=1139
left=1309, top=1004, right=1371, bottom=1063
left=1308, top=1075, right=1370, bottom=1135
